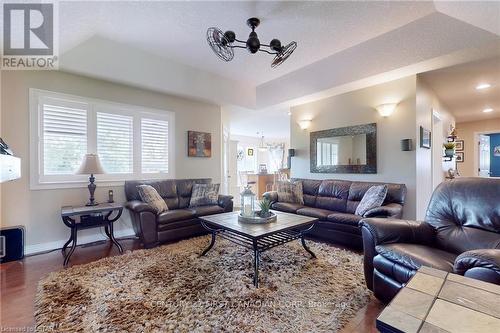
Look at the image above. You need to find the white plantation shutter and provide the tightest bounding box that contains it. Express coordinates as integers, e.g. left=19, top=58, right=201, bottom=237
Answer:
left=42, top=99, right=88, bottom=175
left=141, top=118, right=169, bottom=173
left=31, top=89, right=174, bottom=188
left=97, top=112, right=133, bottom=174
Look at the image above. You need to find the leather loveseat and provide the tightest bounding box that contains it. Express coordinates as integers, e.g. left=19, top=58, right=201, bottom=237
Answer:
left=125, top=178, right=233, bottom=248
left=263, top=178, right=406, bottom=249
left=360, top=178, right=500, bottom=303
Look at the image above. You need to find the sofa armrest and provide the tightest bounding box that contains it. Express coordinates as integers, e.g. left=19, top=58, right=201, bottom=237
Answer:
left=454, top=249, right=500, bottom=284
left=262, top=191, right=278, bottom=203
left=218, top=194, right=234, bottom=212
left=360, top=218, right=435, bottom=291
left=125, top=200, right=156, bottom=214
left=363, top=203, right=404, bottom=218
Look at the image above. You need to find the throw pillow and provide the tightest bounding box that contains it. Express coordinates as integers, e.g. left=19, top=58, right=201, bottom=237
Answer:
left=137, top=185, right=169, bottom=215
left=277, top=181, right=304, bottom=205
left=355, top=185, right=388, bottom=216
left=189, top=183, right=220, bottom=207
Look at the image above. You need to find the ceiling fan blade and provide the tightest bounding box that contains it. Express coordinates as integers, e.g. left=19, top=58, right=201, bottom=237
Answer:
left=271, top=41, right=297, bottom=68
left=206, top=27, right=234, bottom=62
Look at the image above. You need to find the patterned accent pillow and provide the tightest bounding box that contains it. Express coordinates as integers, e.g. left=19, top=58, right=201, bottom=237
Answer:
left=277, top=181, right=304, bottom=205
left=355, top=185, right=388, bottom=216
left=189, top=183, right=220, bottom=207
left=137, top=185, right=169, bottom=215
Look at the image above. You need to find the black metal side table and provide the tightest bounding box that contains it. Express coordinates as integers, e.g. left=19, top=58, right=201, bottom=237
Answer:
left=61, top=202, right=124, bottom=267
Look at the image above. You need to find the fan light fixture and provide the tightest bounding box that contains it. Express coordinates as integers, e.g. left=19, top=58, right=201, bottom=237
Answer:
left=207, top=17, right=297, bottom=68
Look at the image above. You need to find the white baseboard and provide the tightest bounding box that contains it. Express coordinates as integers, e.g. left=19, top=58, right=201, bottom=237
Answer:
left=25, top=228, right=136, bottom=256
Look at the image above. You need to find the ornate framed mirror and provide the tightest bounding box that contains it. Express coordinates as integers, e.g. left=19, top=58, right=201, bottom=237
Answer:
left=310, top=123, right=377, bottom=174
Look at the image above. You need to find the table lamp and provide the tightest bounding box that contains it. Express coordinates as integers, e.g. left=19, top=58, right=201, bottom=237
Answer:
left=76, top=154, right=105, bottom=206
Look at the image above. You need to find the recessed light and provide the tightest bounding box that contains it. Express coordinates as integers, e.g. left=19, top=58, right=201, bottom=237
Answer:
left=476, top=83, right=491, bottom=90
left=483, top=108, right=494, bottom=113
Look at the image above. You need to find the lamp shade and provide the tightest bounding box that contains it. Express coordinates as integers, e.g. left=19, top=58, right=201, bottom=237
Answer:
left=76, top=154, right=105, bottom=175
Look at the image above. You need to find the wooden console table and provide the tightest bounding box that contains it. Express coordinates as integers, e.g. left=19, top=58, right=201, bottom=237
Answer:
left=61, top=203, right=124, bottom=267
left=377, top=266, right=500, bottom=332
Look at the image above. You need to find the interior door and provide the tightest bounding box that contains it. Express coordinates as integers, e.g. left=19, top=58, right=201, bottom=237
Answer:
left=228, top=140, right=240, bottom=202
left=478, top=135, right=490, bottom=177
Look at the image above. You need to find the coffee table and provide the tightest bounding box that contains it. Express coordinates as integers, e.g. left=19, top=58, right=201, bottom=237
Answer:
left=377, top=266, right=500, bottom=333
left=199, top=210, right=318, bottom=287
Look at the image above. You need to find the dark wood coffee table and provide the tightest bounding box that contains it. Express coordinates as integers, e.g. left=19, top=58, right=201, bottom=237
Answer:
left=199, top=210, right=318, bottom=287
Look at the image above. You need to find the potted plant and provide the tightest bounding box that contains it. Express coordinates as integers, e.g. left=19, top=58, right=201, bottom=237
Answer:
left=443, top=142, right=456, bottom=158
left=258, top=198, right=272, bottom=218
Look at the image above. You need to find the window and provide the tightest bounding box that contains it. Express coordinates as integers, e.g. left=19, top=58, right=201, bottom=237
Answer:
left=317, top=142, right=338, bottom=166
left=97, top=112, right=133, bottom=174
left=30, top=89, right=175, bottom=189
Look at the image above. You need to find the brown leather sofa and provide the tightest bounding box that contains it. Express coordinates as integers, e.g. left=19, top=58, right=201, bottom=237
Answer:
left=263, top=178, right=406, bottom=249
left=361, top=178, right=500, bottom=303
left=125, top=178, right=233, bottom=248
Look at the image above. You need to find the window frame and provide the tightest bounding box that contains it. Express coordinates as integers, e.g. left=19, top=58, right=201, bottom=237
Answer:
left=30, top=89, right=175, bottom=190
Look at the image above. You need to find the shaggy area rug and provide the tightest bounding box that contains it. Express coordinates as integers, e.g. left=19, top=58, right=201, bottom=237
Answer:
left=35, top=236, right=371, bottom=332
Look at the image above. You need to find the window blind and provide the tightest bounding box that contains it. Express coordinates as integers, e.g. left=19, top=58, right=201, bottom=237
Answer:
left=141, top=118, right=169, bottom=173
left=42, top=102, right=87, bottom=175
left=97, top=112, right=133, bottom=174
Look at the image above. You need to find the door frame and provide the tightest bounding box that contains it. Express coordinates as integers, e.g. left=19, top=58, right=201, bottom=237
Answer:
left=474, top=129, right=500, bottom=177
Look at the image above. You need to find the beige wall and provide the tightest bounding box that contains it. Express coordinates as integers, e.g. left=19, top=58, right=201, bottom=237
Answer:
left=1, top=70, right=222, bottom=250
left=290, top=76, right=418, bottom=219
left=456, top=118, right=500, bottom=176
left=415, top=78, right=456, bottom=219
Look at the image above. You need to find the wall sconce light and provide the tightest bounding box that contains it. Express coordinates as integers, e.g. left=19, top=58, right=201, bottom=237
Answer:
left=376, top=103, right=397, bottom=117
left=298, top=120, right=312, bottom=130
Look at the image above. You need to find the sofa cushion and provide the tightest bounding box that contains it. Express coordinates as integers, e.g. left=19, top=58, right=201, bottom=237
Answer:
left=157, top=219, right=200, bottom=232
left=299, top=179, right=322, bottom=207
left=137, top=185, right=169, bottom=214
left=189, top=183, right=220, bottom=207
left=157, top=209, right=196, bottom=224
left=190, top=205, right=224, bottom=217
left=355, top=185, right=388, bottom=216
left=315, top=180, right=350, bottom=212
left=376, top=243, right=456, bottom=272
left=326, top=212, right=362, bottom=226
left=296, top=207, right=334, bottom=220
left=272, top=202, right=305, bottom=213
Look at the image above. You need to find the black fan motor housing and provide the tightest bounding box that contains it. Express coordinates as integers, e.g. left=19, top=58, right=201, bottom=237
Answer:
left=246, top=31, right=260, bottom=53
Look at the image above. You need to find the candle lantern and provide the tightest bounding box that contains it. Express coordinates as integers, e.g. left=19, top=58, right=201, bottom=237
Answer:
left=240, top=185, right=256, bottom=217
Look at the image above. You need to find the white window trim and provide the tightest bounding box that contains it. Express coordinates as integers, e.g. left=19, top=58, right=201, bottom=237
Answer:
left=30, top=89, right=176, bottom=190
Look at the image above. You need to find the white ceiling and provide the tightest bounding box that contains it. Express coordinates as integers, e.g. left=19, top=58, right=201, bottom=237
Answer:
left=228, top=106, right=290, bottom=139
left=59, top=1, right=436, bottom=86
left=420, top=57, right=500, bottom=123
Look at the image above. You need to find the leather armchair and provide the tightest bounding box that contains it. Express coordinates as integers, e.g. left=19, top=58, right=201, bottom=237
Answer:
left=360, top=178, right=500, bottom=303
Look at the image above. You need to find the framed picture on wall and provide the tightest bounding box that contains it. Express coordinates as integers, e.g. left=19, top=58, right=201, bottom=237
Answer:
left=188, top=131, right=212, bottom=157
left=455, top=140, right=464, bottom=151
left=456, top=152, right=464, bottom=163
left=420, top=126, right=431, bottom=149
left=247, top=148, right=254, bottom=156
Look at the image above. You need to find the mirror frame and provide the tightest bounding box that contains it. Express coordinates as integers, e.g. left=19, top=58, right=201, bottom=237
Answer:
left=310, top=123, right=377, bottom=174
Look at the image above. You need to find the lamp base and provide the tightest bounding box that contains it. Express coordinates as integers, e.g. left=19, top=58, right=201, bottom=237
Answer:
left=85, top=201, right=99, bottom=207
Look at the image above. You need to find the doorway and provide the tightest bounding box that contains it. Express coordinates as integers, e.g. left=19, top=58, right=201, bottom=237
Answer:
left=475, top=131, right=500, bottom=178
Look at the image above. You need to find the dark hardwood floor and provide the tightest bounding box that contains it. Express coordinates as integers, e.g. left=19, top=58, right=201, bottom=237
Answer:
left=0, top=238, right=383, bottom=332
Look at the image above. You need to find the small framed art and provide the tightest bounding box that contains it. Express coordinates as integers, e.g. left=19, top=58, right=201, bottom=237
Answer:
left=420, top=126, right=431, bottom=149
left=456, top=152, right=464, bottom=163
left=188, top=131, right=211, bottom=157
left=455, top=140, right=464, bottom=151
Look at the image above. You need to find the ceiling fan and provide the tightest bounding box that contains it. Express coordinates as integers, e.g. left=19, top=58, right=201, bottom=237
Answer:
left=206, top=17, right=297, bottom=68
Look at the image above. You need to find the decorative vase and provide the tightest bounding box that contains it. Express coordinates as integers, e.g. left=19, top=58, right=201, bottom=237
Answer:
left=445, top=149, right=454, bottom=158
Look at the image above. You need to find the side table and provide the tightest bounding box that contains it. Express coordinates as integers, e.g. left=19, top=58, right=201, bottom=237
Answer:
left=61, top=202, right=124, bottom=266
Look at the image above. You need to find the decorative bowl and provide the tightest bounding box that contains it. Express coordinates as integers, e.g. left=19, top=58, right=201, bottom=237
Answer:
left=238, top=211, right=277, bottom=224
